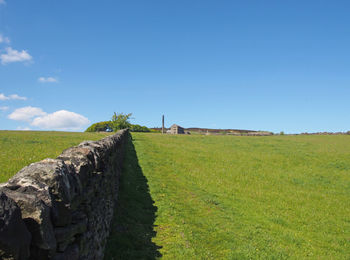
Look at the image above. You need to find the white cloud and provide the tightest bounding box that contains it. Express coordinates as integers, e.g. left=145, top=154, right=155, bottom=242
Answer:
left=0, top=106, right=9, bottom=111
left=16, top=126, right=31, bottom=131
left=0, top=34, right=10, bottom=44
left=8, top=106, right=90, bottom=131
left=0, top=93, right=27, bottom=100
left=0, top=0, right=5, bottom=5
left=1, top=47, right=32, bottom=64
left=8, top=94, right=27, bottom=100
left=8, top=106, right=46, bottom=122
left=31, top=110, right=90, bottom=130
left=0, top=93, right=8, bottom=100
left=38, top=77, right=58, bottom=83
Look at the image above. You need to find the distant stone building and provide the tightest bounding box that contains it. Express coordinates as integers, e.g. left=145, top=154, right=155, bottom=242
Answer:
left=170, top=124, right=185, bottom=134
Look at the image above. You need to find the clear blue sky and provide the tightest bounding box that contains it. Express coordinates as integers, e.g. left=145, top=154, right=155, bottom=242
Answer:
left=1, top=0, right=350, bottom=133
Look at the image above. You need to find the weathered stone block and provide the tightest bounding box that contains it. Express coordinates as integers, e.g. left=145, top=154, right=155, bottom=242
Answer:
left=2, top=158, right=80, bottom=255
left=0, top=192, right=31, bottom=260
left=2, top=187, right=56, bottom=254
left=54, top=219, right=87, bottom=243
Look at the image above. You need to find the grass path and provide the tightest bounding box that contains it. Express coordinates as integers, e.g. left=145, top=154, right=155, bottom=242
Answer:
left=106, top=133, right=350, bottom=259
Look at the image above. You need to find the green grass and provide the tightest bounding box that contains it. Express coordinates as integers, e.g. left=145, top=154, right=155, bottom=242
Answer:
left=106, top=133, right=350, bottom=259
left=1, top=131, right=349, bottom=258
left=0, top=130, right=112, bottom=183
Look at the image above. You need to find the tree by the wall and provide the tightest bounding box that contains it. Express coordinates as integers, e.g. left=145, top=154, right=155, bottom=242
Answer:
left=111, top=112, right=132, bottom=131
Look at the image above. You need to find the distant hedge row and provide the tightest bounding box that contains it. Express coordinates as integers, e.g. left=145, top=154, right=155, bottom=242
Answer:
left=85, top=121, right=150, bottom=133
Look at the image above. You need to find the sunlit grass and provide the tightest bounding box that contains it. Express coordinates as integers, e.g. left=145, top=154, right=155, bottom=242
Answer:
left=0, top=130, right=112, bottom=183
left=1, top=131, right=349, bottom=258
left=130, top=133, right=350, bottom=259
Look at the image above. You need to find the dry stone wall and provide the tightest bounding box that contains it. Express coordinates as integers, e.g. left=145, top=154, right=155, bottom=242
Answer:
left=0, top=129, right=129, bottom=260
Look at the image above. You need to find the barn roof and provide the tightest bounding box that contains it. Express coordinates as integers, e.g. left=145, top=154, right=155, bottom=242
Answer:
left=171, top=124, right=183, bottom=128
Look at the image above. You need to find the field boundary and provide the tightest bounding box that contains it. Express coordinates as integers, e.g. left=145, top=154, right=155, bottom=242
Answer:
left=0, top=129, right=129, bottom=259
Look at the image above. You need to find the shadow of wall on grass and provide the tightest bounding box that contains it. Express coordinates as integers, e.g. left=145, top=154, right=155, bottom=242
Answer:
left=104, top=135, right=162, bottom=259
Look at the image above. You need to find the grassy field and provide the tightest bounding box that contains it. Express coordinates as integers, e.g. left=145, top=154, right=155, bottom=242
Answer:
left=106, top=133, right=350, bottom=259
left=1, top=131, right=349, bottom=258
left=0, top=130, right=112, bottom=183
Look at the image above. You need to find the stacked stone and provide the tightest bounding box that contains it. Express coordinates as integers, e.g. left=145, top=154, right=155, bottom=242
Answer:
left=0, top=129, right=128, bottom=260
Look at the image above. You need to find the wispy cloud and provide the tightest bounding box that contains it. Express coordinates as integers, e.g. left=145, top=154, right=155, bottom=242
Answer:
left=16, top=126, right=31, bottom=131
left=9, top=94, right=27, bottom=100
left=0, top=94, right=8, bottom=100
left=0, top=34, right=10, bottom=44
left=0, top=0, right=6, bottom=5
left=1, top=47, right=32, bottom=64
left=38, top=77, right=58, bottom=83
left=0, top=106, right=9, bottom=111
left=0, top=93, right=27, bottom=100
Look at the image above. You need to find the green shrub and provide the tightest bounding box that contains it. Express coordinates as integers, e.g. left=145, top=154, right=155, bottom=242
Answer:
left=130, top=124, right=150, bottom=132
left=85, top=114, right=150, bottom=133
left=85, top=121, right=113, bottom=132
